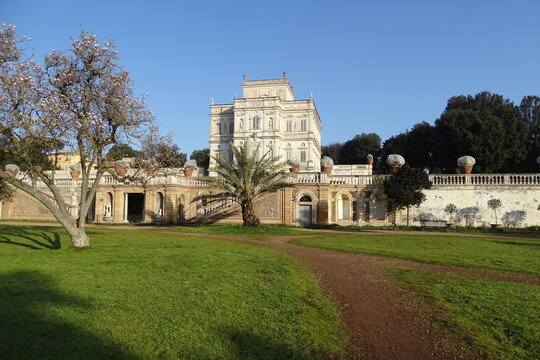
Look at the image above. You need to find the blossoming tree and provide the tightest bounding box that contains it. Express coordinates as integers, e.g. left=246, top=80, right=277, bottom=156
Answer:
left=0, top=24, right=172, bottom=247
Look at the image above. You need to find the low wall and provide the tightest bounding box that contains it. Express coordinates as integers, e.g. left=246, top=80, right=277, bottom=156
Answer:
left=407, top=186, right=539, bottom=227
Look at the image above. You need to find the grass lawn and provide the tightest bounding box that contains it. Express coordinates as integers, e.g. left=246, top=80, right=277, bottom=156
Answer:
left=308, top=223, right=540, bottom=234
left=291, top=233, right=540, bottom=276
left=389, top=269, right=540, bottom=360
left=0, top=225, right=346, bottom=360
left=161, top=223, right=315, bottom=237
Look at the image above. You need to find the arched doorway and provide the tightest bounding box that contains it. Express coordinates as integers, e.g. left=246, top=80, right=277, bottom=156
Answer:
left=294, top=192, right=317, bottom=227
left=177, top=195, right=186, bottom=223
left=337, top=193, right=351, bottom=221
left=155, top=192, right=164, bottom=219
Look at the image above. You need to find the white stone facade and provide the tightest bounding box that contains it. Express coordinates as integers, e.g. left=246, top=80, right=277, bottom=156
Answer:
left=209, top=76, right=322, bottom=175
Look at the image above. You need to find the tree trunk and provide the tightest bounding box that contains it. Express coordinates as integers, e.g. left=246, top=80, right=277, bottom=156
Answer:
left=64, top=222, right=90, bottom=248
left=241, top=201, right=260, bottom=227
left=406, top=206, right=410, bottom=226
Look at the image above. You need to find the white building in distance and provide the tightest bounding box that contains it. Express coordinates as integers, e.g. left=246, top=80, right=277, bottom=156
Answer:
left=208, top=74, right=322, bottom=175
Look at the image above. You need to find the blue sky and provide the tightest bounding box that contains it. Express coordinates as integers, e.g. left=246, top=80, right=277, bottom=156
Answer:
left=3, top=0, right=539, bottom=155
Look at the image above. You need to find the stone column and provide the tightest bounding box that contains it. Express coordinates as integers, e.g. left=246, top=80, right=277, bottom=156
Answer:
left=317, top=184, right=330, bottom=224
left=283, top=188, right=294, bottom=224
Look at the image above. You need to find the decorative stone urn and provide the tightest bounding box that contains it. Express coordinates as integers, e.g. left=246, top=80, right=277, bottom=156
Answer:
left=183, top=159, right=198, bottom=177
left=386, top=154, right=405, bottom=174
left=288, top=159, right=300, bottom=173
left=115, top=160, right=131, bottom=176
left=457, top=156, right=475, bottom=174
left=320, top=156, right=334, bottom=175
left=367, top=154, right=374, bottom=165
left=5, top=164, right=19, bottom=178
left=69, top=163, right=81, bottom=179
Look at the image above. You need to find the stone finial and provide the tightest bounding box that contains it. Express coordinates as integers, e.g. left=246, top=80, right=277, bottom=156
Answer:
left=115, top=160, right=131, bottom=169
left=386, top=154, right=405, bottom=174
left=288, top=159, right=300, bottom=169
left=69, top=163, right=81, bottom=172
left=184, top=159, right=198, bottom=170
left=243, top=74, right=247, bottom=81
left=386, top=154, right=405, bottom=167
left=367, top=154, right=374, bottom=165
left=457, top=155, right=475, bottom=174
left=5, top=164, right=20, bottom=176
left=321, top=156, right=334, bottom=168
left=310, top=92, right=314, bottom=99
left=210, top=97, right=214, bottom=105
left=283, top=71, right=287, bottom=78
left=457, top=156, right=476, bottom=167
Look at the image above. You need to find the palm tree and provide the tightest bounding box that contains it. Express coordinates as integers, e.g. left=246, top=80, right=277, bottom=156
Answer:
left=197, top=142, right=292, bottom=226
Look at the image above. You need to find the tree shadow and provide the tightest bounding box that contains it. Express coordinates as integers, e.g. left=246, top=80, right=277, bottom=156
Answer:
left=0, top=271, right=140, bottom=360
left=490, top=239, right=540, bottom=247
left=0, top=226, right=62, bottom=250
left=224, top=328, right=335, bottom=360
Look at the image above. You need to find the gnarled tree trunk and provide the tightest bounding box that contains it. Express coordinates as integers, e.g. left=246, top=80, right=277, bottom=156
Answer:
left=241, top=201, right=260, bottom=227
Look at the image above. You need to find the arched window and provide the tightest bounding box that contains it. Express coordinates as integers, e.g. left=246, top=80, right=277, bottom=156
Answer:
left=155, top=192, right=164, bottom=218
left=299, top=195, right=312, bottom=202
left=337, top=194, right=350, bottom=220
left=104, top=192, right=113, bottom=218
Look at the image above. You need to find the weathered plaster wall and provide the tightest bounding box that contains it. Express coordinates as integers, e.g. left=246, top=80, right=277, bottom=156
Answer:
left=406, top=186, right=540, bottom=227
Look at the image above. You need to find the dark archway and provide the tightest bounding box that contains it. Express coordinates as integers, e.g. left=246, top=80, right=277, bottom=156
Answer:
left=126, top=193, right=144, bottom=223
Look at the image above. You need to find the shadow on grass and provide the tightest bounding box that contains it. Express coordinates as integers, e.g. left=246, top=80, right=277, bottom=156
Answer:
left=226, top=329, right=334, bottom=360
left=0, top=226, right=62, bottom=250
left=490, top=240, right=540, bottom=247
left=0, top=271, right=139, bottom=360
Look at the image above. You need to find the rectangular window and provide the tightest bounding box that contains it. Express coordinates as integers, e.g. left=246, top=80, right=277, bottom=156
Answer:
left=300, top=119, right=307, bottom=132
left=286, top=151, right=292, bottom=161
left=286, top=120, right=292, bottom=132
left=300, top=151, right=306, bottom=162
left=228, top=150, right=233, bottom=162
left=229, top=122, right=234, bottom=133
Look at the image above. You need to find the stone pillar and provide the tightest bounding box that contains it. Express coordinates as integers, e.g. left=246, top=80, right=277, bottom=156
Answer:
left=283, top=187, right=294, bottom=224
left=144, top=190, right=153, bottom=223
left=317, top=184, right=330, bottom=224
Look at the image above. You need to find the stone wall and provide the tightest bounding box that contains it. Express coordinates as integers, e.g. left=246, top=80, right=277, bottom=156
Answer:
left=406, top=186, right=540, bottom=227
left=2, top=172, right=540, bottom=228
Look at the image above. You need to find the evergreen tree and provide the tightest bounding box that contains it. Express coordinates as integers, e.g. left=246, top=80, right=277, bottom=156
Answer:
left=384, top=164, right=432, bottom=225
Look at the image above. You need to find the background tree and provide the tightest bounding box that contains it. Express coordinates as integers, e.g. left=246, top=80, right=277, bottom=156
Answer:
left=519, top=95, right=540, bottom=172
left=444, top=203, right=458, bottom=224
left=196, top=142, right=292, bottom=226
left=321, top=142, right=343, bottom=164
left=383, top=164, right=432, bottom=225
left=0, top=25, right=168, bottom=248
left=432, top=92, right=527, bottom=173
left=189, top=148, right=210, bottom=170
left=380, top=122, right=437, bottom=172
left=340, top=133, right=381, bottom=165
left=105, top=143, right=142, bottom=161
left=139, top=126, right=186, bottom=168
left=487, top=199, right=502, bottom=225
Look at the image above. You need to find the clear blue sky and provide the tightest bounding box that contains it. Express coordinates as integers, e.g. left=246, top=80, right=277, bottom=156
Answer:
left=3, top=0, right=539, bottom=155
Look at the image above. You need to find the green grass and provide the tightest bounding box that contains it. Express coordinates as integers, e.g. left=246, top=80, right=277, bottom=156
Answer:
left=291, top=233, right=540, bottom=276
left=164, top=223, right=316, bottom=237
left=307, top=223, right=540, bottom=234
left=389, top=269, right=540, bottom=360
left=0, top=225, right=346, bottom=360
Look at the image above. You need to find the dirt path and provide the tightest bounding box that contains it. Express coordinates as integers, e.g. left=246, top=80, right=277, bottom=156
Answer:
left=261, top=236, right=479, bottom=360
left=3, top=222, right=539, bottom=359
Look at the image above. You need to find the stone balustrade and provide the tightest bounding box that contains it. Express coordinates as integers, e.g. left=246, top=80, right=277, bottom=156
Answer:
left=429, top=173, right=540, bottom=186
left=15, top=170, right=540, bottom=189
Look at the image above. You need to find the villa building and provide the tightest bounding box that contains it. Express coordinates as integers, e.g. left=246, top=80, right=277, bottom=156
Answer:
left=1, top=75, right=540, bottom=227
left=209, top=74, right=322, bottom=175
